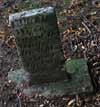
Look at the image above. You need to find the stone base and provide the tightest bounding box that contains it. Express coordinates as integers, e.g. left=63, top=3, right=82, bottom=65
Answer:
left=30, top=78, right=93, bottom=97
left=8, top=68, right=93, bottom=96
left=8, top=59, right=94, bottom=97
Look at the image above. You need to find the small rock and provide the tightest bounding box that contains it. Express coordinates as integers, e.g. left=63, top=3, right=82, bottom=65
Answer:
left=40, top=104, right=44, bottom=107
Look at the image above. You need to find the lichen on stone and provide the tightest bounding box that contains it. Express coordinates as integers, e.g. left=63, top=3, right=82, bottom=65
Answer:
left=9, top=7, right=54, bottom=24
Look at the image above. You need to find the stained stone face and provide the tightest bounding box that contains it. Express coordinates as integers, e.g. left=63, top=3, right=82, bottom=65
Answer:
left=9, top=7, right=67, bottom=84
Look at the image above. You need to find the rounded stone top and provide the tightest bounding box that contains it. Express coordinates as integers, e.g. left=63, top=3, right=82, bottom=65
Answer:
left=9, top=6, right=54, bottom=24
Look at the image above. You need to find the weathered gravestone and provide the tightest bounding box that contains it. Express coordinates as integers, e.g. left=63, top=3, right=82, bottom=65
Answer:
left=9, top=7, right=93, bottom=96
left=9, top=7, right=67, bottom=84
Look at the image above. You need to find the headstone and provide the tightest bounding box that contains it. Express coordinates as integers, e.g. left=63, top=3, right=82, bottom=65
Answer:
left=9, top=7, right=67, bottom=84
left=9, top=7, right=94, bottom=96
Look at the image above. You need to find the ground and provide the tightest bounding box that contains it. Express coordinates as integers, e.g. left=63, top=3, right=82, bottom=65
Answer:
left=0, top=0, right=100, bottom=107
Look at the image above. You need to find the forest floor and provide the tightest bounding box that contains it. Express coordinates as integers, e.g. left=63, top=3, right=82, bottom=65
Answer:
left=0, top=0, right=100, bottom=107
